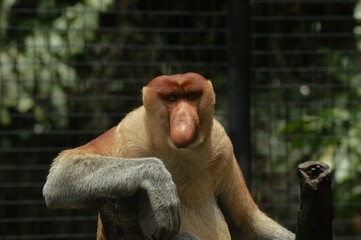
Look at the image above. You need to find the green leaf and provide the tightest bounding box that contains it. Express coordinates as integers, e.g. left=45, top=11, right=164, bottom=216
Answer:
left=18, top=94, right=34, bottom=112
left=0, top=108, right=11, bottom=126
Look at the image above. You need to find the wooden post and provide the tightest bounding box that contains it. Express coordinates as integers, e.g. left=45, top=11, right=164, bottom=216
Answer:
left=296, top=161, right=334, bottom=240
left=97, top=191, right=199, bottom=240
left=98, top=197, right=145, bottom=240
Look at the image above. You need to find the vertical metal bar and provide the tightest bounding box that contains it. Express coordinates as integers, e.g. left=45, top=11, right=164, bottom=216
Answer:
left=228, top=0, right=252, bottom=189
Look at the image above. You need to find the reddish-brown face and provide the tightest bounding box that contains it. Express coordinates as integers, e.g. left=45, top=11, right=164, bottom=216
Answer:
left=145, top=73, right=210, bottom=149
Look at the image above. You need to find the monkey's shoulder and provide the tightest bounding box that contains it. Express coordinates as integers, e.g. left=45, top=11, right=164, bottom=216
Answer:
left=115, top=106, right=152, bottom=157
left=66, top=126, right=119, bottom=156
left=118, top=106, right=146, bottom=130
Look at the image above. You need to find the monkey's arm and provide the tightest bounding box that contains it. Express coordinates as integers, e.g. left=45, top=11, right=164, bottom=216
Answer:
left=218, top=156, right=295, bottom=240
left=43, top=153, right=180, bottom=239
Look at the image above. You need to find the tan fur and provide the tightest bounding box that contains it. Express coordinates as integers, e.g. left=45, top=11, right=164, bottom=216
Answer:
left=87, top=74, right=251, bottom=239
left=89, top=106, right=241, bottom=239
left=96, top=215, right=105, bottom=240
left=55, top=73, right=293, bottom=239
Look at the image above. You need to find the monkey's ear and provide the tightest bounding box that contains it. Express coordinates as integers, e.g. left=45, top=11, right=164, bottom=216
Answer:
left=142, top=86, right=156, bottom=107
left=142, top=86, right=148, bottom=103
left=205, top=80, right=216, bottom=105
left=142, top=86, right=166, bottom=115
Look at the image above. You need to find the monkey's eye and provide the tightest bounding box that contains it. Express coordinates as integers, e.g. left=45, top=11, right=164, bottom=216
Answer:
left=186, top=92, right=200, bottom=100
left=165, top=94, right=178, bottom=102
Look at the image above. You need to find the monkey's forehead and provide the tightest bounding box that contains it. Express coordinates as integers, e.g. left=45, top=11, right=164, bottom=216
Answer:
left=147, top=72, right=209, bottom=93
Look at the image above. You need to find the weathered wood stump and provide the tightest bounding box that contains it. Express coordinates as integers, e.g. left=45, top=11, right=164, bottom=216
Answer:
left=97, top=196, right=145, bottom=240
left=296, top=161, right=334, bottom=240
left=97, top=190, right=198, bottom=240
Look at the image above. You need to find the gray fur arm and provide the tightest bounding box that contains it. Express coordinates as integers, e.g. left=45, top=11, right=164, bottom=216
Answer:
left=43, top=155, right=181, bottom=239
left=43, top=155, right=179, bottom=210
left=43, top=154, right=180, bottom=239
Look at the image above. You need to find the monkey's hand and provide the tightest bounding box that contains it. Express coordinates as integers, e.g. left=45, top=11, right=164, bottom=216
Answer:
left=43, top=156, right=180, bottom=239
left=137, top=160, right=181, bottom=240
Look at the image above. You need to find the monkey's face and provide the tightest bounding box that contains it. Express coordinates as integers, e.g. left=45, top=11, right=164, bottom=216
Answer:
left=143, top=73, right=215, bottom=149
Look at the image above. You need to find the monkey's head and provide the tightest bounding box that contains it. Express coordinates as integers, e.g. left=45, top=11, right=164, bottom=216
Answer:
left=143, top=73, right=215, bottom=149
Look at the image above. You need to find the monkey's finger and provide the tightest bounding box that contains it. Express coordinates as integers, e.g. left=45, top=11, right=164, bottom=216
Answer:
left=166, top=199, right=181, bottom=239
left=153, top=206, right=180, bottom=240
left=167, top=210, right=180, bottom=240
left=174, top=232, right=200, bottom=240
left=173, top=202, right=181, bottom=234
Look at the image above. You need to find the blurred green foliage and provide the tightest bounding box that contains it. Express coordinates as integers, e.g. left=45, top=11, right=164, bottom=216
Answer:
left=249, top=1, right=361, bottom=235
left=0, top=0, right=113, bottom=128
left=272, top=1, right=361, bottom=234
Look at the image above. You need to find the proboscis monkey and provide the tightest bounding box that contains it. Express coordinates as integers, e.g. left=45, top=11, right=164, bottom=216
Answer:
left=43, top=73, right=295, bottom=240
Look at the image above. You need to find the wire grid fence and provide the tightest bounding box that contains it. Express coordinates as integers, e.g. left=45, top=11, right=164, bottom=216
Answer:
left=0, top=0, right=360, bottom=239
left=0, top=1, right=228, bottom=239
left=251, top=0, right=361, bottom=239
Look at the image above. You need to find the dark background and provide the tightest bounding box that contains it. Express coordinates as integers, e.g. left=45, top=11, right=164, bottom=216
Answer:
left=0, top=0, right=360, bottom=239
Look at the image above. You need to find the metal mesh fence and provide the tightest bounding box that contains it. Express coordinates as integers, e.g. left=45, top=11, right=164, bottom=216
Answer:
left=0, top=1, right=228, bottom=239
left=251, top=0, right=361, bottom=239
left=0, top=0, right=360, bottom=239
